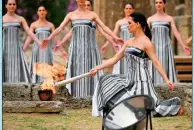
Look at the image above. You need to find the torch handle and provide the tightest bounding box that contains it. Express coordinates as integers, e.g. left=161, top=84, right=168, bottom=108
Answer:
left=53, top=72, right=90, bottom=87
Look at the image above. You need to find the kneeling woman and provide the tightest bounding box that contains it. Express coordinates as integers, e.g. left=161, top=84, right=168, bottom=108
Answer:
left=90, top=12, right=182, bottom=117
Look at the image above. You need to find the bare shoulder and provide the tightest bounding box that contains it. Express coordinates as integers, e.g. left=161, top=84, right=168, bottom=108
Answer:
left=143, top=37, right=153, bottom=50
left=91, top=11, right=99, bottom=18
left=116, top=19, right=124, bottom=26
left=147, top=16, right=152, bottom=22
left=66, top=11, right=74, bottom=18
left=2, top=15, right=7, bottom=22
left=166, top=15, right=174, bottom=22
left=17, top=15, right=26, bottom=22
left=125, top=37, right=135, bottom=46
left=115, top=20, right=121, bottom=26
left=47, top=21, right=55, bottom=28
left=30, top=21, right=37, bottom=28
left=147, top=15, right=155, bottom=22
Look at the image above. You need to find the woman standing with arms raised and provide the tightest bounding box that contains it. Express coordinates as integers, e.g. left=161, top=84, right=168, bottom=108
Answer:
left=56, top=0, right=117, bottom=60
left=23, top=5, right=64, bottom=83
left=55, top=0, right=118, bottom=95
left=147, top=0, right=190, bottom=85
left=41, top=0, right=123, bottom=98
left=101, top=3, right=135, bottom=74
left=3, top=0, right=41, bottom=83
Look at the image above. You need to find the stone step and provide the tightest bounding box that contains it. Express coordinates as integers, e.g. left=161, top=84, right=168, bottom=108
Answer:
left=3, top=101, right=64, bottom=113
left=3, top=83, right=70, bottom=101
left=3, top=83, right=31, bottom=101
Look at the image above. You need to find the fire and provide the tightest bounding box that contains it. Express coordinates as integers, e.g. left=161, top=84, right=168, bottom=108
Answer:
left=33, top=62, right=66, bottom=94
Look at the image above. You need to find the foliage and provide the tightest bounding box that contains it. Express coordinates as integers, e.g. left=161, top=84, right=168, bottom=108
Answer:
left=3, top=0, right=69, bottom=27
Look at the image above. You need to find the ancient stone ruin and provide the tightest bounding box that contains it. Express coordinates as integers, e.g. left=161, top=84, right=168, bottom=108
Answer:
left=3, top=83, right=192, bottom=116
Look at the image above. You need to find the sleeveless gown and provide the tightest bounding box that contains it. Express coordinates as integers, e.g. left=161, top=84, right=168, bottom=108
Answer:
left=28, top=27, right=53, bottom=84
left=112, top=23, right=134, bottom=74
left=92, top=46, right=181, bottom=117
left=151, top=21, right=177, bottom=85
left=66, top=19, right=103, bottom=98
left=3, top=22, right=31, bottom=83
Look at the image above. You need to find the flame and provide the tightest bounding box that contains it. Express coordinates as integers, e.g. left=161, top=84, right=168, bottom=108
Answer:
left=33, top=62, right=66, bottom=94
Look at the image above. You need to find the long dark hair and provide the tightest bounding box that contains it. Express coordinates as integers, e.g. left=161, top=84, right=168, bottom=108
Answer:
left=126, top=2, right=135, bottom=9
left=154, top=0, right=166, bottom=4
left=86, top=0, right=93, bottom=6
left=130, top=12, right=152, bottom=40
left=5, top=0, right=17, bottom=5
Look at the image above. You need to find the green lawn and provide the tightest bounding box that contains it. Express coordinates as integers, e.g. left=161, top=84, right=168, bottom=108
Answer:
left=3, top=108, right=192, bottom=130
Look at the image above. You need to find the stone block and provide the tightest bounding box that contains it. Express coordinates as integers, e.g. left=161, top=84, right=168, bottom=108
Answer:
left=154, top=83, right=192, bottom=105
left=3, top=83, right=32, bottom=101
left=3, top=101, right=64, bottom=113
left=32, top=84, right=70, bottom=101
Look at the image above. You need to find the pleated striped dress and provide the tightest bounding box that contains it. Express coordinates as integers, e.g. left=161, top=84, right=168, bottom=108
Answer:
left=112, top=23, right=134, bottom=74
left=92, top=46, right=181, bottom=117
left=28, top=27, right=53, bottom=84
left=91, top=22, right=104, bottom=95
left=66, top=19, right=103, bottom=98
left=3, top=22, right=31, bottom=83
left=151, top=21, right=177, bottom=85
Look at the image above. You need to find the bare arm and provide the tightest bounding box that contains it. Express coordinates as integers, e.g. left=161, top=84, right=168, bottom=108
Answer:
left=97, top=25, right=117, bottom=46
left=23, top=23, right=34, bottom=51
left=145, top=39, right=169, bottom=82
left=92, top=42, right=127, bottom=71
left=104, top=21, right=120, bottom=45
left=170, top=17, right=190, bottom=54
left=47, top=13, right=71, bottom=40
left=93, top=13, right=121, bottom=41
left=59, top=29, right=72, bottom=46
left=51, top=24, right=68, bottom=59
left=21, top=17, right=41, bottom=46
left=147, top=17, right=151, bottom=28
left=51, top=24, right=60, bottom=45
left=186, top=36, right=192, bottom=44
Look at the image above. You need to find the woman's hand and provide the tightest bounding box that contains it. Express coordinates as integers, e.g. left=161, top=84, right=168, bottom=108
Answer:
left=40, top=38, right=50, bottom=49
left=89, top=67, right=98, bottom=76
left=113, top=44, right=120, bottom=52
left=100, top=44, right=108, bottom=54
left=182, top=45, right=191, bottom=55
left=60, top=49, right=68, bottom=60
left=23, top=45, right=27, bottom=52
left=53, top=43, right=68, bottom=60
left=53, top=43, right=61, bottom=52
left=114, top=37, right=124, bottom=46
left=166, top=80, right=175, bottom=91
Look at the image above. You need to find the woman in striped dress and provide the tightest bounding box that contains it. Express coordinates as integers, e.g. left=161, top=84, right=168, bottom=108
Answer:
left=101, top=3, right=135, bottom=75
left=41, top=0, right=123, bottom=98
left=56, top=0, right=118, bottom=96
left=3, top=0, right=41, bottom=83
left=147, top=0, right=190, bottom=85
left=23, top=5, right=63, bottom=84
left=55, top=0, right=117, bottom=58
left=90, top=12, right=183, bottom=117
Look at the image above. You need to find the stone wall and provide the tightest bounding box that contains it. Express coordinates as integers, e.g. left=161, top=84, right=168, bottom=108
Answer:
left=3, top=83, right=192, bottom=115
left=155, top=83, right=192, bottom=116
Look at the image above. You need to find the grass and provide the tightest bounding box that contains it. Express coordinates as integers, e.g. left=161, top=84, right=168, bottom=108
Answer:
left=3, top=108, right=192, bottom=130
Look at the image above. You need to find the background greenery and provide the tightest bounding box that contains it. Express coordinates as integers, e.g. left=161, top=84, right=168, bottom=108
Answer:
left=3, top=0, right=69, bottom=27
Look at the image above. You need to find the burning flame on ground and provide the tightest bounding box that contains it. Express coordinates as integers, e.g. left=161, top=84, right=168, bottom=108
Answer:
left=33, top=62, right=66, bottom=94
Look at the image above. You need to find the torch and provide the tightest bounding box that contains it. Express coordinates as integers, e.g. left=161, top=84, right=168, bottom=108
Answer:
left=38, top=72, right=90, bottom=101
